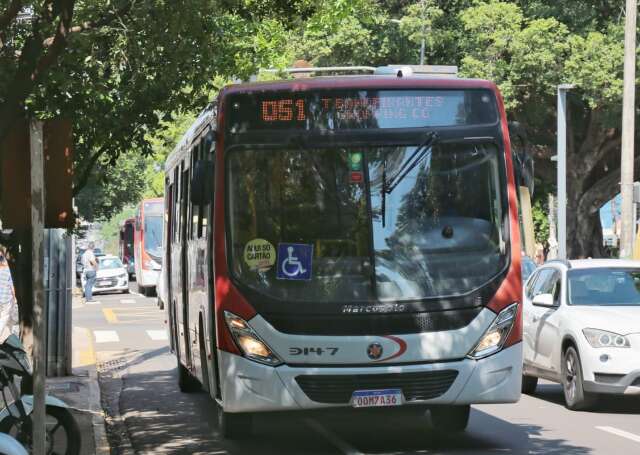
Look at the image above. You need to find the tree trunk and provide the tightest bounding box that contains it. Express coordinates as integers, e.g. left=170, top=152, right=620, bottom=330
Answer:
left=6, top=228, right=34, bottom=354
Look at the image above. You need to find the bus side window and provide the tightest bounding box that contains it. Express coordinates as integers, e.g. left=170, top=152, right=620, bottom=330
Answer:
left=197, top=136, right=211, bottom=239
left=173, top=167, right=181, bottom=244
left=166, top=181, right=174, bottom=245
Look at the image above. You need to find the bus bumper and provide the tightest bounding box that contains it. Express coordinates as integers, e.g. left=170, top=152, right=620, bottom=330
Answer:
left=218, top=343, right=522, bottom=413
left=137, top=269, right=159, bottom=288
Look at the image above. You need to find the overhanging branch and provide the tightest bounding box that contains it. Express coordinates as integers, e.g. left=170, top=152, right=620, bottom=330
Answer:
left=0, top=0, right=23, bottom=31
left=43, top=0, right=133, bottom=46
left=73, top=145, right=108, bottom=196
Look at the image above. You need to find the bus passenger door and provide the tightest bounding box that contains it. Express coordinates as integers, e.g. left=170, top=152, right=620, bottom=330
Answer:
left=180, top=167, right=192, bottom=368
left=165, top=181, right=175, bottom=352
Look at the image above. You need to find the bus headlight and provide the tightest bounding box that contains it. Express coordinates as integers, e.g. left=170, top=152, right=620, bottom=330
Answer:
left=468, top=303, right=519, bottom=359
left=224, top=311, right=282, bottom=366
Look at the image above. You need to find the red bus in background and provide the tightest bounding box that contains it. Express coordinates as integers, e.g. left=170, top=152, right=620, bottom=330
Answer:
left=164, top=65, right=525, bottom=439
left=119, top=218, right=136, bottom=278
left=134, top=198, right=164, bottom=295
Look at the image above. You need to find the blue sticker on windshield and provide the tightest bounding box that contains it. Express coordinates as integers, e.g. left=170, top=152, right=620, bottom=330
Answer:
left=277, top=243, right=313, bottom=281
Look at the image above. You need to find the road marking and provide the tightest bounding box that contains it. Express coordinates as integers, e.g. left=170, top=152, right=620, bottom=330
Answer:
left=85, top=300, right=101, bottom=305
left=305, top=419, right=363, bottom=455
left=102, top=308, right=118, bottom=324
left=120, top=299, right=136, bottom=304
left=94, top=330, right=120, bottom=343
left=79, top=328, right=97, bottom=366
left=596, top=426, right=640, bottom=444
left=146, top=330, right=168, bottom=341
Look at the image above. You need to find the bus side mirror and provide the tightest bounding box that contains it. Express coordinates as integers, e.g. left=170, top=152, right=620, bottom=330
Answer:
left=191, top=160, right=215, bottom=205
left=508, top=121, right=534, bottom=197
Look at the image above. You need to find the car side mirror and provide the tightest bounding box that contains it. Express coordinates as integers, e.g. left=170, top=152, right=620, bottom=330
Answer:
left=532, top=293, right=555, bottom=307
left=191, top=160, right=215, bottom=205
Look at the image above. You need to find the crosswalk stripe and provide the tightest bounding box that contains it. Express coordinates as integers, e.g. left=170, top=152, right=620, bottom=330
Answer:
left=146, top=330, right=168, bottom=341
left=94, top=330, right=120, bottom=343
left=120, top=299, right=136, bottom=304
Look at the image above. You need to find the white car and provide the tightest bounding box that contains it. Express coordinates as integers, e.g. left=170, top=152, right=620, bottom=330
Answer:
left=81, top=255, right=129, bottom=294
left=522, top=259, right=640, bottom=410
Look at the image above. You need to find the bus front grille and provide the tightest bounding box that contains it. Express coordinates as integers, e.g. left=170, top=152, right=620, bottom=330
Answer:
left=295, top=370, right=459, bottom=404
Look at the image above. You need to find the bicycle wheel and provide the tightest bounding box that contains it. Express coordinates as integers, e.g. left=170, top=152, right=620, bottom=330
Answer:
left=0, top=405, right=81, bottom=455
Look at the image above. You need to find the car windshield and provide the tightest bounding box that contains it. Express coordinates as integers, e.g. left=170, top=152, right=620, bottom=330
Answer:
left=568, top=268, right=640, bottom=306
left=99, top=258, right=124, bottom=270
left=227, top=141, right=508, bottom=303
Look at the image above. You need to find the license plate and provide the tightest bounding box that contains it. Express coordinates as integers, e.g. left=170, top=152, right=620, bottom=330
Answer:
left=351, top=389, right=403, bottom=408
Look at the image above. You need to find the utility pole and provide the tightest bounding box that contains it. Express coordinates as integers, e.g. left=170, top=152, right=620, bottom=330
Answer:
left=30, top=120, right=46, bottom=455
left=620, top=0, right=637, bottom=258
left=557, top=84, right=574, bottom=260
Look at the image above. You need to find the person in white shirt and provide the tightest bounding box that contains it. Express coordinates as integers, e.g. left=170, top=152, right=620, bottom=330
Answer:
left=82, top=243, right=98, bottom=302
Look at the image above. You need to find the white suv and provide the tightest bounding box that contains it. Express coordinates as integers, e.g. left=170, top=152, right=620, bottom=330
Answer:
left=522, top=259, right=640, bottom=410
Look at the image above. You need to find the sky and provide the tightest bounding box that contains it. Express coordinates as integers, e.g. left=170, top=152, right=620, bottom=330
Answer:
left=600, top=195, right=620, bottom=230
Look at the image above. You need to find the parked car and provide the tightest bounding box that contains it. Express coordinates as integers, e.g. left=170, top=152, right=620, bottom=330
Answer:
left=75, top=248, right=85, bottom=278
left=522, top=259, right=640, bottom=410
left=80, top=255, right=129, bottom=294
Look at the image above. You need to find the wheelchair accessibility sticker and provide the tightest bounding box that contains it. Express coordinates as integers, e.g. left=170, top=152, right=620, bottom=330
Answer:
left=277, top=243, right=313, bottom=281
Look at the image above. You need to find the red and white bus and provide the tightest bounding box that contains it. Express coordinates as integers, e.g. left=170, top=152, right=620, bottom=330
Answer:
left=163, top=66, right=524, bottom=438
left=134, top=198, right=164, bottom=295
left=119, top=218, right=136, bottom=278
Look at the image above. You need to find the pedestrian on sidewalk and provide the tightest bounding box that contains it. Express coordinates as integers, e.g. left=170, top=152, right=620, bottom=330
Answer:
left=82, top=242, right=98, bottom=302
left=0, top=246, right=19, bottom=340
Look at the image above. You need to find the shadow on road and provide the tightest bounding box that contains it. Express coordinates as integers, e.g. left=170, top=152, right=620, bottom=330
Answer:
left=110, top=347, right=593, bottom=454
left=116, top=349, right=337, bottom=454
left=317, top=406, right=591, bottom=455
left=534, top=382, right=640, bottom=414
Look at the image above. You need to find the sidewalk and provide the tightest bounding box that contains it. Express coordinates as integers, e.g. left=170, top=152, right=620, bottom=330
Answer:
left=43, top=297, right=110, bottom=454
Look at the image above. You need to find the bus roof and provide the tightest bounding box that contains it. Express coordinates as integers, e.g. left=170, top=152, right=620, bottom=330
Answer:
left=219, top=75, right=498, bottom=97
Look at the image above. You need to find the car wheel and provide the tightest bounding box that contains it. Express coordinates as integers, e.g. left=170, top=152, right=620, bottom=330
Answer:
left=217, top=404, right=252, bottom=439
left=521, top=375, right=538, bottom=394
left=430, top=405, right=470, bottom=432
left=562, top=346, right=597, bottom=410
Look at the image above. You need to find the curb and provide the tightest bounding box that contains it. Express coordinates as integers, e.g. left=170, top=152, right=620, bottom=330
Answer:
left=88, top=366, right=110, bottom=455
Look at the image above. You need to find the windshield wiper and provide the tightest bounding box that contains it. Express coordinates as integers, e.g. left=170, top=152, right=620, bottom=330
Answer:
left=381, top=131, right=439, bottom=227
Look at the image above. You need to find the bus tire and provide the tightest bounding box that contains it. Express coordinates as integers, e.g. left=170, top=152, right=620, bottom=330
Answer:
left=178, top=361, right=200, bottom=393
left=199, top=321, right=210, bottom=393
left=430, top=405, right=470, bottom=432
left=217, top=405, right=252, bottom=439
left=521, top=375, right=538, bottom=394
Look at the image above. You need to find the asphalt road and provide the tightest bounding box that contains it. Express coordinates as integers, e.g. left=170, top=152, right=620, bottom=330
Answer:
left=73, top=284, right=640, bottom=454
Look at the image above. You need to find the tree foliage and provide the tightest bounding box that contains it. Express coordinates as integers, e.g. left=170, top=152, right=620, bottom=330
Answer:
left=2, top=0, right=635, bottom=257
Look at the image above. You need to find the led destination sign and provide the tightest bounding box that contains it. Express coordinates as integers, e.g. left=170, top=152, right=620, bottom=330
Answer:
left=227, top=89, right=498, bottom=132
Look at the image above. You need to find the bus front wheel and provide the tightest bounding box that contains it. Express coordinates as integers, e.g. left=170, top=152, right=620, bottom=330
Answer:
left=430, top=405, right=470, bottom=432
left=217, top=405, right=252, bottom=439
left=178, top=361, right=200, bottom=393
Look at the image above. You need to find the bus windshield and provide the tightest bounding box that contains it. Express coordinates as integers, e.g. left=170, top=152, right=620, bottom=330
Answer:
left=144, top=215, right=163, bottom=262
left=227, top=140, right=508, bottom=303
